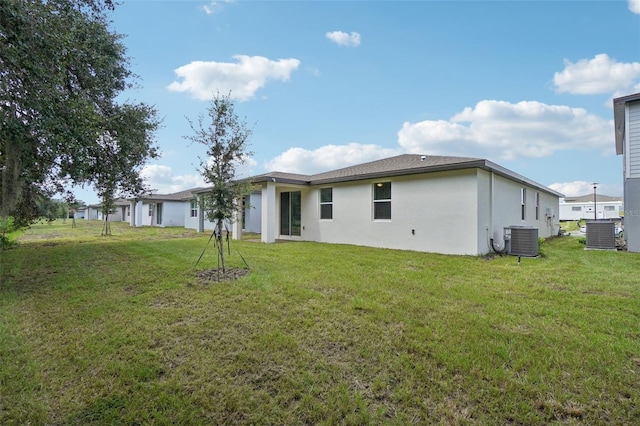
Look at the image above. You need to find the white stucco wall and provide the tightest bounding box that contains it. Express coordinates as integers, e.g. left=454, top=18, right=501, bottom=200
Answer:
left=133, top=201, right=187, bottom=227
left=159, top=201, right=187, bottom=227
left=243, top=192, right=262, bottom=233
left=284, top=170, right=481, bottom=255
left=267, top=169, right=561, bottom=256
left=140, top=202, right=155, bottom=226
left=484, top=171, right=560, bottom=246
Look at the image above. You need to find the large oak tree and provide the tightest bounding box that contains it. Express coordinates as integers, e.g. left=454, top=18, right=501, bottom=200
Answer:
left=0, top=0, right=158, bottom=227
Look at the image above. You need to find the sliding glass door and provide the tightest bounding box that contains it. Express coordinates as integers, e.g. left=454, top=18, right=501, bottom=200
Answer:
left=280, top=191, right=301, bottom=236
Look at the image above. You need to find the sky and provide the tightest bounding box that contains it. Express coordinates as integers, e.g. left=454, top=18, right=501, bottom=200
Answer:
left=75, top=0, right=640, bottom=204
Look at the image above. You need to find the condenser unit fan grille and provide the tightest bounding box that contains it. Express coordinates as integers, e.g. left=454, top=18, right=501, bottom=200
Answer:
left=586, top=221, right=615, bottom=249
left=508, top=226, right=539, bottom=257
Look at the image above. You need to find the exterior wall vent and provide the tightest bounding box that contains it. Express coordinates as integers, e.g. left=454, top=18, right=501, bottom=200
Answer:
left=505, top=226, right=539, bottom=257
left=586, top=220, right=616, bottom=250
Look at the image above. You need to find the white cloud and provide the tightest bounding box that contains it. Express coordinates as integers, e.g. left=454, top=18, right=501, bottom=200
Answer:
left=202, top=0, right=234, bottom=15
left=141, top=165, right=206, bottom=194
left=549, top=181, right=623, bottom=197
left=553, top=54, right=640, bottom=95
left=265, top=143, right=400, bottom=174
left=141, top=156, right=257, bottom=194
left=168, top=55, right=301, bottom=101
left=397, top=100, right=613, bottom=161
left=326, top=31, right=361, bottom=47
left=225, top=156, right=257, bottom=180
left=629, top=0, right=640, bottom=14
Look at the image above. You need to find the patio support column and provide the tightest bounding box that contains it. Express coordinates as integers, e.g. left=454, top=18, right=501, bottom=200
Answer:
left=261, top=182, right=276, bottom=243
left=129, top=201, right=136, bottom=226
left=198, top=196, right=204, bottom=233
left=231, top=205, right=242, bottom=240
left=135, top=200, right=143, bottom=227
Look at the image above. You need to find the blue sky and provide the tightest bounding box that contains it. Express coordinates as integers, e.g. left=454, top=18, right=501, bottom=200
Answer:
left=77, top=0, right=640, bottom=204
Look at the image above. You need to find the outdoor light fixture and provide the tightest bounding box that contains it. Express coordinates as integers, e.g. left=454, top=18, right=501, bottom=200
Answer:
left=376, top=183, right=383, bottom=187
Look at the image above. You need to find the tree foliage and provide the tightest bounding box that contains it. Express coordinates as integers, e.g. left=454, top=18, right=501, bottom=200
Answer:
left=0, top=0, right=158, bottom=228
left=185, top=92, right=253, bottom=271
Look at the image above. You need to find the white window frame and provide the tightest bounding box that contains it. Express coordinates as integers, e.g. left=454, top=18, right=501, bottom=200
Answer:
left=320, top=188, right=333, bottom=220
left=190, top=199, right=198, bottom=218
left=373, top=182, right=392, bottom=220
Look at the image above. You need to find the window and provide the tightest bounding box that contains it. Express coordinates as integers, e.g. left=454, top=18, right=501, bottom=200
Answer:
left=535, top=192, right=540, bottom=220
left=148, top=204, right=154, bottom=216
left=127, top=207, right=130, bottom=217
left=520, top=188, right=526, bottom=220
left=604, top=205, right=615, bottom=211
left=572, top=206, right=582, bottom=211
left=373, top=182, right=391, bottom=220
left=242, top=196, right=248, bottom=228
left=190, top=199, right=198, bottom=217
left=320, top=188, right=333, bottom=220
left=156, top=203, right=163, bottom=225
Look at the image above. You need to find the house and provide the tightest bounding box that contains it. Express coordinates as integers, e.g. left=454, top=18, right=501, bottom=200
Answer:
left=559, top=194, right=623, bottom=221
left=128, top=188, right=204, bottom=227
left=85, top=199, right=129, bottom=222
left=186, top=189, right=262, bottom=234
left=229, top=154, right=562, bottom=256
left=614, top=92, right=640, bottom=252
left=73, top=207, right=86, bottom=220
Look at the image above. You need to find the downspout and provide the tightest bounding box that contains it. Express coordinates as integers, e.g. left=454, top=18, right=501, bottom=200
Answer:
left=489, top=171, right=507, bottom=254
left=489, top=171, right=494, bottom=250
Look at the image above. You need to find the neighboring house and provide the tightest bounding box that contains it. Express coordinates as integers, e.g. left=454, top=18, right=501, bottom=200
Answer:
left=185, top=189, right=262, bottom=234
left=74, top=207, right=87, bottom=219
left=229, top=154, right=562, bottom=256
left=614, top=92, right=640, bottom=252
left=128, top=188, right=204, bottom=227
left=559, top=194, right=623, bottom=221
left=87, top=199, right=129, bottom=222
left=85, top=204, right=100, bottom=220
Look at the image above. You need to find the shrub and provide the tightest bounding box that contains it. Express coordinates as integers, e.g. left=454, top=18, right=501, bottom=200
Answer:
left=0, top=216, right=16, bottom=234
left=1, top=217, right=18, bottom=249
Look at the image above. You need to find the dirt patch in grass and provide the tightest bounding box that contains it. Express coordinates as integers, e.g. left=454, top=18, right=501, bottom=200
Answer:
left=194, top=268, right=250, bottom=283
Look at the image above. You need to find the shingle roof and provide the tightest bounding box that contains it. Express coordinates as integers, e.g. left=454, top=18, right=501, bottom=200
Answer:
left=309, top=154, right=483, bottom=184
left=130, top=188, right=205, bottom=202
left=245, top=154, right=563, bottom=197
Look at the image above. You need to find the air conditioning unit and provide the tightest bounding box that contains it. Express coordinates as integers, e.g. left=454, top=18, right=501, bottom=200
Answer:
left=586, top=220, right=615, bottom=250
left=504, top=226, right=539, bottom=257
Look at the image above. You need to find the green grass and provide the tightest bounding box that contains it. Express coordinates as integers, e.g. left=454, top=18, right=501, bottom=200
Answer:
left=1, top=220, right=640, bottom=424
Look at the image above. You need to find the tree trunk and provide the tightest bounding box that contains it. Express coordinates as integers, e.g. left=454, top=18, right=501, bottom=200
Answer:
left=102, top=216, right=111, bottom=235
left=217, top=219, right=225, bottom=272
left=0, top=137, right=24, bottom=218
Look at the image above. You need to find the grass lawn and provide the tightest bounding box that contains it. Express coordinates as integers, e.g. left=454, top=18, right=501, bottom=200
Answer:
left=1, top=220, right=639, bottom=425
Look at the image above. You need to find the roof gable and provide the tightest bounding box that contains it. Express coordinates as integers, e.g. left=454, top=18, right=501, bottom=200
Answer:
left=613, top=92, right=640, bottom=155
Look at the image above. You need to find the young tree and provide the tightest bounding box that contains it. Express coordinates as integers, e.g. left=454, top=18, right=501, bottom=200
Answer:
left=67, top=199, right=85, bottom=228
left=87, top=104, right=160, bottom=235
left=185, top=93, right=253, bottom=272
left=0, top=0, right=157, bottom=229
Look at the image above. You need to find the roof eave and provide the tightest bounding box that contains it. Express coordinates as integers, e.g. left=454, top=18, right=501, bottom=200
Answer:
left=613, top=93, right=640, bottom=155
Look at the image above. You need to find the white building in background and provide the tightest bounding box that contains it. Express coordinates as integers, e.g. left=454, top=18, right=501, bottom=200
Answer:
left=128, top=188, right=204, bottom=227
left=231, top=154, right=562, bottom=256
left=559, top=194, right=624, bottom=221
